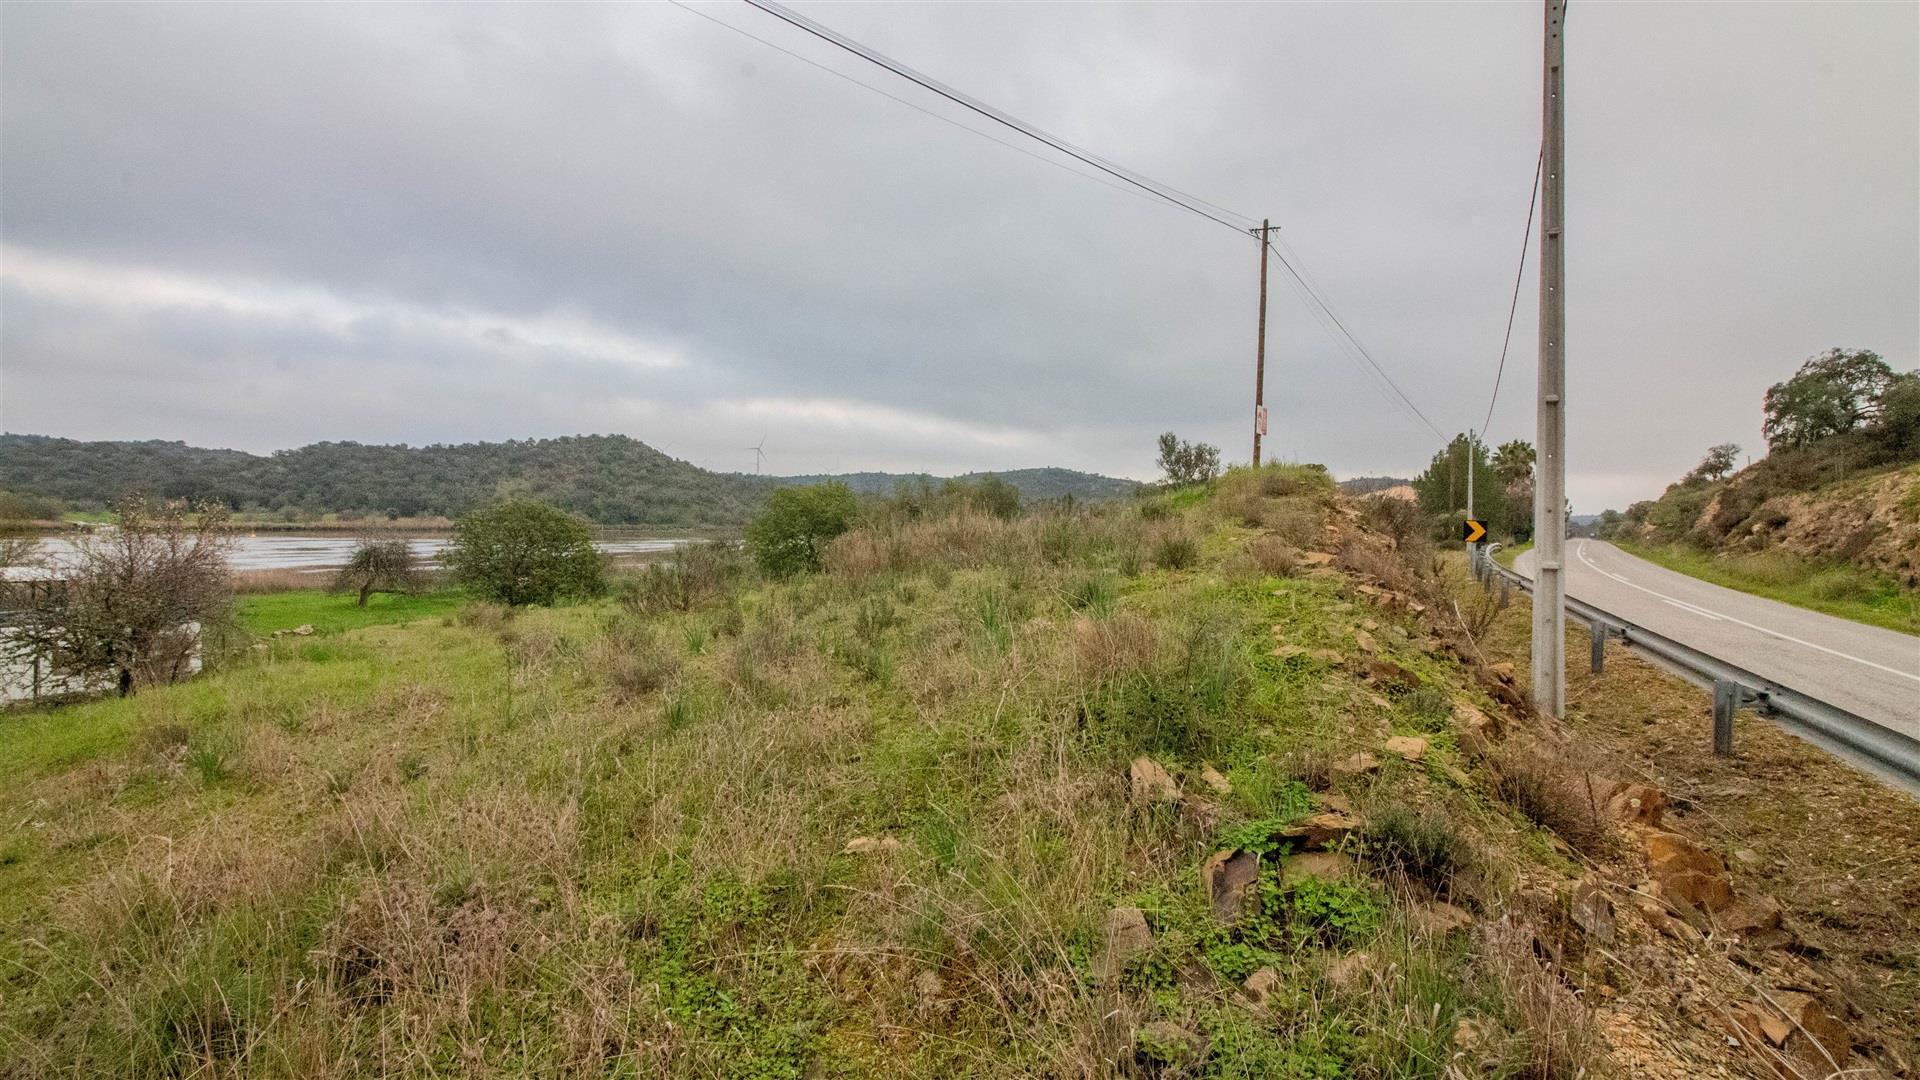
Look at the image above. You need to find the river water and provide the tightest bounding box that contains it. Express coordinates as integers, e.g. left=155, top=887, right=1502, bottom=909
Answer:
left=26, top=532, right=686, bottom=574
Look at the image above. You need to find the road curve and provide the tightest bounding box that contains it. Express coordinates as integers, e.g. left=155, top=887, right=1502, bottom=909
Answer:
left=1515, top=540, right=1919, bottom=741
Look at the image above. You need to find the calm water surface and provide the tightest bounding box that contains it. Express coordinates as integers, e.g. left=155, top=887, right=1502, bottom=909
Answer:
left=32, top=533, right=686, bottom=573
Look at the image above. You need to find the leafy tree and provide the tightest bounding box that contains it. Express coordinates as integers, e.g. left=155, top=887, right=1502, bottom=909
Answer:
left=330, top=537, right=422, bottom=606
left=1762, top=349, right=1897, bottom=450
left=1684, top=442, right=1742, bottom=485
left=745, top=483, right=858, bottom=577
left=3, top=498, right=234, bottom=696
left=1489, top=440, right=1535, bottom=485
left=445, top=500, right=603, bottom=606
left=1155, top=432, right=1222, bottom=486
left=1412, top=433, right=1520, bottom=540
left=1871, top=371, right=1920, bottom=457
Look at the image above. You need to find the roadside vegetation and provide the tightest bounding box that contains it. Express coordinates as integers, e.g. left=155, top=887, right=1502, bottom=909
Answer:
left=1594, top=349, right=1920, bottom=622
left=1611, top=540, right=1918, bottom=635
left=0, top=451, right=1645, bottom=1078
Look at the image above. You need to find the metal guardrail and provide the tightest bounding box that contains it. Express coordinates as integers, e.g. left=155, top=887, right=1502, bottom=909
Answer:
left=1472, top=544, right=1920, bottom=790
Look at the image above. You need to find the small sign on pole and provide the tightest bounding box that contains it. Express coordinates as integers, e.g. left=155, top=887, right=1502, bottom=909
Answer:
left=1461, top=519, right=1487, bottom=544
left=1254, top=405, right=1268, bottom=437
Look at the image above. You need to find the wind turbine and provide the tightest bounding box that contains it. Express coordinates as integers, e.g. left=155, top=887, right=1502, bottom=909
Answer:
left=747, top=436, right=767, bottom=475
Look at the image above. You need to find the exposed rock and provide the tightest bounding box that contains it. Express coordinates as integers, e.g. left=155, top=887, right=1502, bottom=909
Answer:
left=1242, top=966, right=1280, bottom=1007
left=1570, top=878, right=1616, bottom=944
left=1331, top=752, right=1380, bottom=777
left=1364, top=658, right=1420, bottom=692
left=1302, top=551, right=1336, bottom=566
left=1489, top=662, right=1516, bottom=681
left=1597, top=781, right=1666, bottom=826
left=1201, top=849, right=1262, bottom=923
left=842, top=836, right=904, bottom=855
left=1274, top=810, right=1361, bottom=851
left=1452, top=699, right=1500, bottom=740
left=1272, top=643, right=1309, bottom=660
left=1714, top=894, right=1784, bottom=937
left=1095, top=906, right=1154, bottom=984
left=1732, top=848, right=1764, bottom=868
left=1353, top=629, right=1380, bottom=655
left=1645, top=830, right=1735, bottom=913
left=1413, top=901, right=1473, bottom=935
left=1311, top=648, right=1346, bottom=665
left=1128, top=757, right=1180, bottom=805
left=1730, top=991, right=1851, bottom=1075
left=1199, top=765, right=1233, bottom=795
left=1383, top=735, right=1428, bottom=761
left=1282, top=850, right=1354, bottom=882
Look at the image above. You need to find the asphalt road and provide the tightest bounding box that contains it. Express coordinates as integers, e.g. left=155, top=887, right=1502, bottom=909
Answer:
left=1515, top=540, right=1920, bottom=741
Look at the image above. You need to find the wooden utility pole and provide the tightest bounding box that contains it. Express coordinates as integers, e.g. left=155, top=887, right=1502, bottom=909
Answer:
left=1533, top=0, right=1568, bottom=716
left=1252, top=219, right=1272, bottom=466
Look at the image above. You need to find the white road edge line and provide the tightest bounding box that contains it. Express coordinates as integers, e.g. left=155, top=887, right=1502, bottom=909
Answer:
left=1572, top=541, right=1920, bottom=685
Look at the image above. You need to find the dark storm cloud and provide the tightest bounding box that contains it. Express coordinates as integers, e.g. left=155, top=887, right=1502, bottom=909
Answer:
left=2, top=1, right=1914, bottom=506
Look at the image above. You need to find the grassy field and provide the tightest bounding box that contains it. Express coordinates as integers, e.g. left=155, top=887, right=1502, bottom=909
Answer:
left=1, top=470, right=1613, bottom=1078
left=1613, top=540, right=1919, bottom=635
left=235, top=588, right=467, bottom=637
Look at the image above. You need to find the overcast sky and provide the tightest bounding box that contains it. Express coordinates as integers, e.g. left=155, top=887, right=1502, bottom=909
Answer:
left=2, top=1, right=1914, bottom=511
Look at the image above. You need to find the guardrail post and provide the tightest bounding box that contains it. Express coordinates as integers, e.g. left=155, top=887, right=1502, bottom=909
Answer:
left=1589, top=619, right=1606, bottom=674
left=1712, top=679, right=1738, bottom=756
left=1498, top=574, right=1510, bottom=609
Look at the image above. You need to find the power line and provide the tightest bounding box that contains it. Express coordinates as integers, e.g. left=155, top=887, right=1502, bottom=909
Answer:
left=664, top=1, right=1183, bottom=220
left=1482, top=147, right=1544, bottom=438
left=739, top=0, right=1259, bottom=235
left=1265, top=239, right=1446, bottom=440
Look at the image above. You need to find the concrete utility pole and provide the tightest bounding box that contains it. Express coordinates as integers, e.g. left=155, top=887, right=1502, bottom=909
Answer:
left=1252, top=219, right=1272, bottom=466
left=1533, top=0, right=1568, bottom=716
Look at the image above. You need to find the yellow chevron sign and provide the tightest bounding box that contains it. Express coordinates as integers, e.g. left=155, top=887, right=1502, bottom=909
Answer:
left=1461, top=519, right=1487, bottom=544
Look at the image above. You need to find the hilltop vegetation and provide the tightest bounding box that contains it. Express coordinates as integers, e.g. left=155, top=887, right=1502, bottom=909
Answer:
left=1599, top=349, right=1920, bottom=597
left=0, top=434, right=1138, bottom=526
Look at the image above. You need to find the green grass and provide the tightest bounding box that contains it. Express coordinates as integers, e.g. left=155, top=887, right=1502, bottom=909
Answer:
left=235, top=588, right=466, bottom=637
left=1615, top=541, right=1919, bottom=635
left=1493, top=540, right=1530, bottom=568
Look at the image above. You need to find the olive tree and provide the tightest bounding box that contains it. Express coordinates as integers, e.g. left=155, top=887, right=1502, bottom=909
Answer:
left=330, top=537, right=422, bottom=606
left=4, top=498, right=234, bottom=696
left=444, top=500, right=604, bottom=606
left=1155, top=432, right=1221, bottom=486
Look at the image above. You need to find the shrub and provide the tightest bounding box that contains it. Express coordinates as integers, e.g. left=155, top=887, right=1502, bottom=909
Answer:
left=445, top=500, right=604, bottom=606
left=1365, top=805, right=1470, bottom=896
left=1360, top=495, right=1426, bottom=551
left=595, top=621, right=681, bottom=701
left=1149, top=524, right=1200, bottom=570
left=1245, top=536, right=1301, bottom=577
left=746, top=484, right=858, bottom=577
left=1493, top=750, right=1611, bottom=855
left=619, top=541, right=744, bottom=615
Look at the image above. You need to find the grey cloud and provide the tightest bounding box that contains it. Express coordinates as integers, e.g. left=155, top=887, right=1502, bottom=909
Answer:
left=2, top=0, right=1914, bottom=510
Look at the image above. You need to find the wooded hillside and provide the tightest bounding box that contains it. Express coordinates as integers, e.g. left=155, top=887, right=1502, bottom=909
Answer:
left=0, top=434, right=1138, bottom=526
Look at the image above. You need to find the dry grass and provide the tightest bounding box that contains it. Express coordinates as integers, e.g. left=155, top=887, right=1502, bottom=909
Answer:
left=0, top=492, right=1633, bottom=1078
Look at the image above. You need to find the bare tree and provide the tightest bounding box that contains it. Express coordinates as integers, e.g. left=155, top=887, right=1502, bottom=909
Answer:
left=4, top=498, right=234, bottom=696
left=330, top=536, right=421, bottom=606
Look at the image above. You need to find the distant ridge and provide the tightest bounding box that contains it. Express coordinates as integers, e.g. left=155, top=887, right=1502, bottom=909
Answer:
left=0, top=433, right=1138, bottom=526
left=1337, top=475, right=1413, bottom=496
